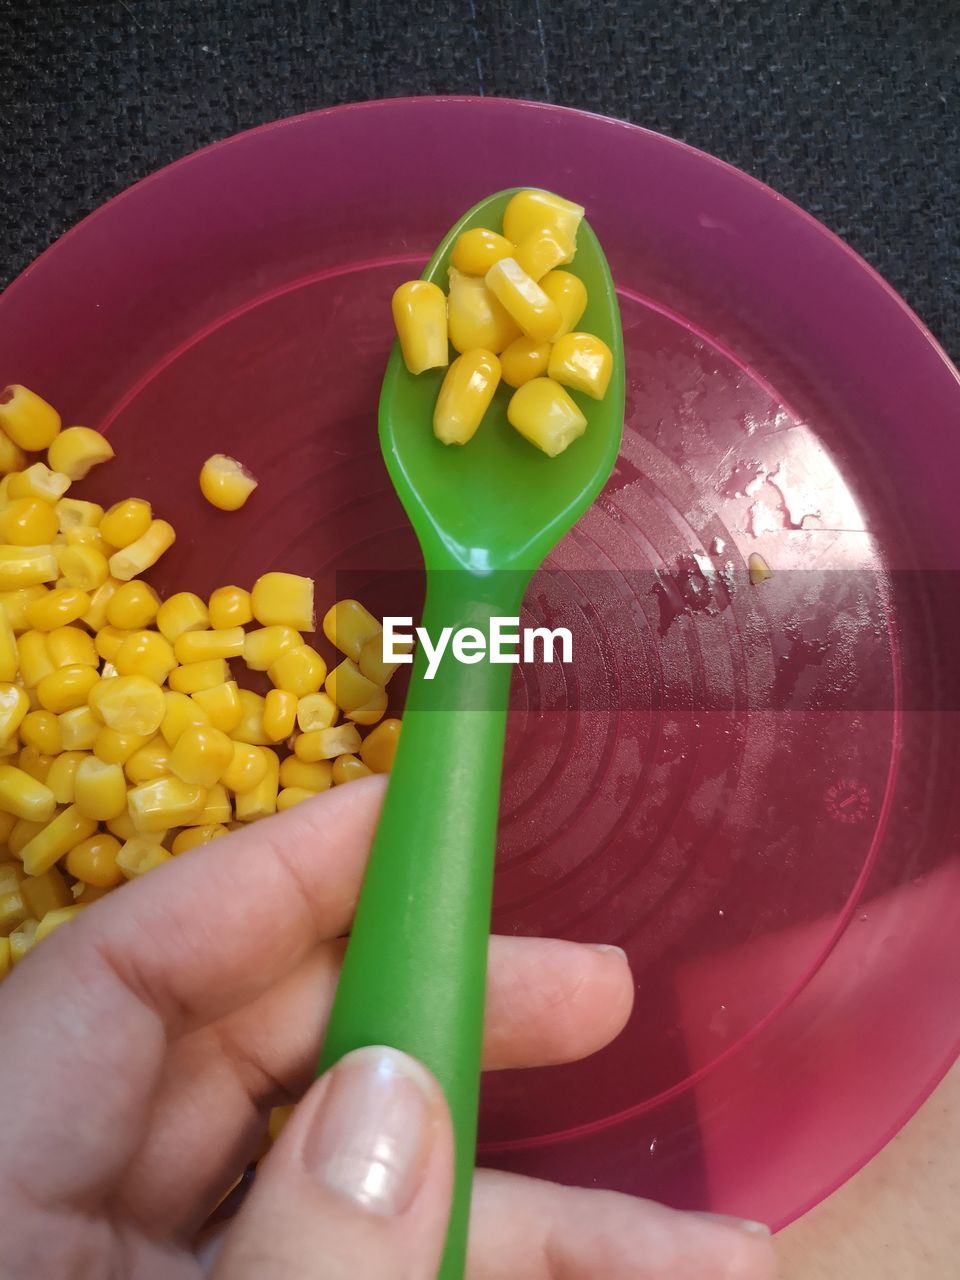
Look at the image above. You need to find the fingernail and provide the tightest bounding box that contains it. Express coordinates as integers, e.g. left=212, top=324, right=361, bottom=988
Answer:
left=303, top=1046, right=437, bottom=1216
left=695, top=1211, right=772, bottom=1237
left=589, top=943, right=628, bottom=959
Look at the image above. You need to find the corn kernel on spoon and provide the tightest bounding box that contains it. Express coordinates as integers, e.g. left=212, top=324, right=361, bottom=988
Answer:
left=318, top=190, right=624, bottom=1279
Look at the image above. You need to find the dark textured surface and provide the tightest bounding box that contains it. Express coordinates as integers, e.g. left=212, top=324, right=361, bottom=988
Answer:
left=1, top=0, right=957, bottom=358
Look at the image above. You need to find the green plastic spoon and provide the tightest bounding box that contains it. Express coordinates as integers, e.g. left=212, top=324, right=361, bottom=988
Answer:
left=317, top=190, right=624, bottom=1279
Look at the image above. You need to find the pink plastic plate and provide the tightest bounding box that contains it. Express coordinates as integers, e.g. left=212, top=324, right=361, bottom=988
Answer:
left=2, top=97, right=959, bottom=1229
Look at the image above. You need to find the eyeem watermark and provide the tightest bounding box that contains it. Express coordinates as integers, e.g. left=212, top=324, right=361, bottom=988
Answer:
left=383, top=616, right=573, bottom=680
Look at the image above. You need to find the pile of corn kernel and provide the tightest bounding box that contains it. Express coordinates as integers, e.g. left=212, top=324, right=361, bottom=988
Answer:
left=0, top=385, right=402, bottom=981
left=392, top=188, right=615, bottom=457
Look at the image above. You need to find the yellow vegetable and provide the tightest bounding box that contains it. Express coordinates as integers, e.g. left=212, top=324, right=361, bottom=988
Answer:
left=26, top=586, right=90, bottom=630
left=233, top=747, right=279, bottom=821
left=507, top=377, right=587, bottom=457
left=167, top=658, right=230, bottom=694
left=21, top=804, right=97, bottom=875
left=20, top=709, right=62, bottom=755
left=514, top=229, right=574, bottom=281
left=279, top=756, right=332, bottom=792
left=47, top=625, right=98, bottom=668
left=0, top=498, right=59, bottom=546
left=127, top=777, right=207, bottom=833
left=66, top=832, right=124, bottom=888
left=106, top=579, right=161, bottom=629
left=93, top=625, right=129, bottom=662
left=322, top=599, right=381, bottom=663
left=267, top=644, right=327, bottom=697
left=208, top=585, right=252, bottom=629
left=108, top=519, right=175, bottom=580
left=0, top=545, right=59, bottom=590
left=484, top=258, right=562, bottom=343
left=171, top=825, right=229, bottom=854
left=262, top=689, right=297, bottom=742
left=325, top=659, right=381, bottom=715
left=0, top=588, right=46, bottom=635
left=243, top=625, right=301, bottom=671
left=169, top=724, right=235, bottom=788
left=251, top=572, right=315, bottom=631
left=46, top=750, right=87, bottom=804
left=502, top=189, right=584, bottom=246
left=391, top=281, right=449, bottom=375
left=332, top=754, right=373, bottom=785
left=7, top=462, right=71, bottom=503
left=116, top=837, right=172, bottom=878
left=0, top=385, right=62, bottom=451
left=277, top=786, right=317, bottom=811
left=547, top=332, right=613, bottom=400
left=90, top=674, right=166, bottom=735
left=83, top=578, right=120, bottom=631
left=0, top=683, right=29, bottom=739
left=360, top=717, right=402, bottom=773
left=55, top=498, right=104, bottom=532
left=57, top=544, right=109, bottom=591
left=124, top=737, right=172, bottom=784
left=47, top=426, right=115, bottom=479
left=539, top=270, right=588, bottom=341
left=199, top=454, right=258, bottom=511
left=450, top=227, right=515, bottom=276
left=433, top=349, right=501, bottom=446
left=174, top=626, right=245, bottom=663
left=74, top=757, right=128, bottom=821
left=9, top=919, right=39, bottom=965
left=229, top=690, right=270, bottom=745
left=35, top=905, right=83, bottom=943
left=58, top=705, right=100, bottom=751
left=92, top=726, right=150, bottom=765
left=221, top=742, right=269, bottom=794
left=99, top=498, right=152, bottom=548
left=114, top=630, right=177, bottom=684
left=296, top=692, right=338, bottom=732
left=0, top=436, right=26, bottom=477
left=500, top=335, right=552, bottom=389
left=20, top=866, right=71, bottom=918
left=191, top=681, right=242, bottom=733
left=447, top=267, right=520, bottom=355
left=36, top=663, right=99, bottom=713
left=294, top=723, right=362, bottom=762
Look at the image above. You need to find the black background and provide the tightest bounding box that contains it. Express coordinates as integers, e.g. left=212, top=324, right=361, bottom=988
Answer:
left=2, top=0, right=957, bottom=359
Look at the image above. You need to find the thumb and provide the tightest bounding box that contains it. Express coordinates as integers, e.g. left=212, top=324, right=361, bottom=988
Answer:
left=212, top=1046, right=453, bottom=1280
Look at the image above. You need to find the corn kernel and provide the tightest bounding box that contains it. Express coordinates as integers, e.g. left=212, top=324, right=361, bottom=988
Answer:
left=92, top=726, right=151, bottom=765
left=360, top=717, right=402, bottom=773
left=99, top=498, right=152, bottom=548
left=514, top=229, right=575, bottom=281
left=0, top=605, right=14, bottom=683
left=191, top=680, right=242, bottom=733
left=268, top=644, right=327, bottom=697
left=47, top=425, right=114, bottom=479
left=35, top=905, right=83, bottom=943
left=346, top=689, right=388, bottom=725
left=279, top=756, right=332, bottom=792
left=90, top=674, right=165, bottom=735
left=72, top=883, right=110, bottom=905
left=221, top=741, right=269, bottom=793
left=233, top=748, right=279, bottom=821
left=55, top=498, right=104, bottom=533
left=26, top=586, right=90, bottom=630
left=451, top=227, right=515, bottom=276
left=391, top=280, right=449, bottom=374
left=174, top=626, right=245, bottom=664
left=108, top=519, right=175, bottom=581
left=0, top=497, right=59, bottom=546
left=0, top=588, right=46, bottom=635
left=36, top=663, right=99, bottom=713
left=62, top=526, right=112, bottom=557
left=127, top=777, right=207, bottom=833
left=0, top=545, right=59, bottom=590
left=507, top=377, right=587, bottom=457
left=83, top=578, right=120, bottom=630
left=0, top=856, right=22, bottom=887
left=500, top=335, right=551, bottom=389
left=16, top=748, right=55, bottom=784
left=66, top=832, right=124, bottom=888
left=106, top=579, right=160, bottom=629
left=502, top=189, right=584, bottom=247
left=21, top=804, right=97, bottom=875
left=198, top=781, right=232, bottom=824
left=325, top=658, right=381, bottom=714
left=73, top=757, right=127, bottom=821
left=56, top=544, right=109, bottom=592
left=160, top=690, right=210, bottom=746
left=749, top=552, right=773, bottom=586
left=0, top=884, right=29, bottom=927
left=169, top=724, right=235, bottom=788
left=251, top=572, right=315, bottom=631
left=243, top=625, right=301, bottom=671
left=58, top=705, right=100, bottom=750
left=0, top=436, right=26, bottom=476
left=208, top=585, right=253, bottom=629
left=124, top=737, right=171, bottom=784
left=169, top=660, right=230, bottom=697
left=296, top=692, right=338, bottom=732
left=94, top=625, right=129, bottom=662
left=47, top=625, right=98, bottom=669
left=294, top=723, right=361, bottom=762
left=322, top=599, right=381, bottom=663
left=171, top=824, right=229, bottom=854
left=156, top=591, right=208, bottom=642
left=547, top=332, right=613, bottom=401
left=433, top=349, right=501, bottom=446
left=332, top=754, right=373, bottom=785
left=7, top=463, right=71, bottom=503
left=199, top=454, right=258, bottom=511
left=107, top=809, right=151, bottom=842
left=0, top=683, right=29, bottom=739
left=447, top=267, right=521, bottom=355
left=114, top=630, right=177, bottom=684
left=229, top=689, right=270, bottom=744
left=0, top=935, right=11, bottom=977
left=9, top=817, right=46, bottom=858
left=46, top=751, right=87, bottom=804
left=21, top=866, right=71, bottom=918
left=9, top=918, right=39, bottom=965
left=0, top=385, right=62, bottom=451
left=485, top=258, right=562, bottom=343
left=20, top=710, right=61, bottom=755
left=262, top=689, right=297, bottom=742
left=539, top=270, right=588, bottom=340
left=116, top=837, right=172, bottom=878
left=277, top=786, right=317, bottom=811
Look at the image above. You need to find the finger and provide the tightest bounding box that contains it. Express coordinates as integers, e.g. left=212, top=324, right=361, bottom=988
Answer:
left=212, top=1046, right=453, bottom=1280
left=0, top=780, right=385, bottom=1208
left=468, top=1169, right=777, bottom=1280
left=125, top=938, right=633, bottom=1233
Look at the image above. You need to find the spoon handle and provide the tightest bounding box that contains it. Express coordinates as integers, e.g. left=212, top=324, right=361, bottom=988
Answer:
left=318, top=567, right=525, bottom=1279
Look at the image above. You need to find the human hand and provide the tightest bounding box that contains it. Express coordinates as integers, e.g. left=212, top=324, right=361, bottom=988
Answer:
left=0, top=778, right=776, bottom=1278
